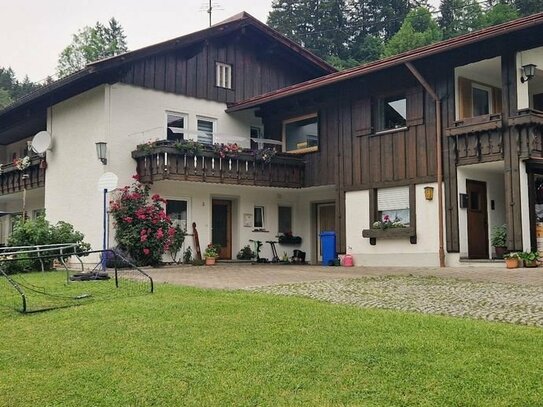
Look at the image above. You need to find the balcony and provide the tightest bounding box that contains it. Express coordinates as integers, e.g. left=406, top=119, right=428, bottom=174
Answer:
left=132, top=141, right=305, bottom=188
left=0, top=156, right=45, bottom=195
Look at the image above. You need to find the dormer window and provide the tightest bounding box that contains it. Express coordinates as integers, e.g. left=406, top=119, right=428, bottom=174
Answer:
left=216, top=62, right=232, bottom=89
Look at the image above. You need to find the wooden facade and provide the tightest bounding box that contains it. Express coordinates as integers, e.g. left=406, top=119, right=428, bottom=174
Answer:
left=119, top=33, right=315, bottom=104
left=250, top=23, right=543, bottom=255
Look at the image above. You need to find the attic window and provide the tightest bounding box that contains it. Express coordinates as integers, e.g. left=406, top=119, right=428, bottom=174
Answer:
left=378, top=95, right=407, bottom=131
left=216, top=62, right=232, bottom=89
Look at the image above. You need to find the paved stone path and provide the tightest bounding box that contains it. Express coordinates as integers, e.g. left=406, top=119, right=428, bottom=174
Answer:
left=250, top=276, right=543, bottom=327
left=148, top=264, right=543, bottom=327
left=148, top=263, right=543, bottom=289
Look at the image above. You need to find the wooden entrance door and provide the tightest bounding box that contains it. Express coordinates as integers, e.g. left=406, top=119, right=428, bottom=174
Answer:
left=317, top=203, right=336, bottom=260
left=466, top=180, right=489, bottom=259
left=212, top=200, right=232, bottom=259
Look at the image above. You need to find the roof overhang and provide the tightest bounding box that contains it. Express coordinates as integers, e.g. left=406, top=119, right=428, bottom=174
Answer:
left=226, top=12, right=543, bottom=113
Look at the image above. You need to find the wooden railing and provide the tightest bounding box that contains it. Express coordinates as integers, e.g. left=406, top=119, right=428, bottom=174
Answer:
left=132, top=146, right=305, bottom=188
left=0, top=156, right=45, bottom=195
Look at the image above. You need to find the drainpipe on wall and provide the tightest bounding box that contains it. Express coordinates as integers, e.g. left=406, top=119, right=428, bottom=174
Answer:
left=405, top=62, right=445, bottom=268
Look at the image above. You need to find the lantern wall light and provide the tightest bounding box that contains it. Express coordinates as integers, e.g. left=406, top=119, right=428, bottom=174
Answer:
left=424, top=186, right=434, bottom=201
left=521, top=64, right=537, bottom=83
left=95, top=142, right=107, bottom=165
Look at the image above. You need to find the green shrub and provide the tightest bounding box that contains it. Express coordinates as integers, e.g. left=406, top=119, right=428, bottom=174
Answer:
left=5, top=216, right=91, bottom=273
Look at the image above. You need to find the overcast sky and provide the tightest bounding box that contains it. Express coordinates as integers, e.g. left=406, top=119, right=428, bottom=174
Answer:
left=0, top=0, right=271, bottom=82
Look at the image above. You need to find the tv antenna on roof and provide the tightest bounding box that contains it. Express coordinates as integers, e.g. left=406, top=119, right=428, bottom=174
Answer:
left=200, top=0, right=223, bottom=27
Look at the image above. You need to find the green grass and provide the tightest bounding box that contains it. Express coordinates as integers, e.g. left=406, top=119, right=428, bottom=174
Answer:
left=0, top=272, right=542, bottom=406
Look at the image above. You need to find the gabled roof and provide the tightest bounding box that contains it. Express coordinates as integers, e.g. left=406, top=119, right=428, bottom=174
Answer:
left=0, top=12, right=335, bottom=122
left=227, top=12, right=543, bottom=112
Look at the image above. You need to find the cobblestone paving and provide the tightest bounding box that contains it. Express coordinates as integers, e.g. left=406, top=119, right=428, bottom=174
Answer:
left=250, top=276, right=543, bottom=327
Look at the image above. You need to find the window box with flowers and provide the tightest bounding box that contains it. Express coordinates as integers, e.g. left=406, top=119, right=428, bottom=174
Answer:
left=362, top=186, right=417, bottom=245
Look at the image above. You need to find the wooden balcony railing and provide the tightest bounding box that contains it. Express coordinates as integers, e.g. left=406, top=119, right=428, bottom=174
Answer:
left=0, top=156, right=45, bottom=195
left=132, top=145, right=305, bottom=188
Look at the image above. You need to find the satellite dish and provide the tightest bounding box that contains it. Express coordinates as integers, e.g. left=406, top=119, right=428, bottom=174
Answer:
left=31, top=131, right=52, bottom=154
left=97, top=172, right=119, bottom=193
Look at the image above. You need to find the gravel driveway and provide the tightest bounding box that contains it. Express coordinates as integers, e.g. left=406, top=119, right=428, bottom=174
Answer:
left=250, top=276, right=543, bottom=327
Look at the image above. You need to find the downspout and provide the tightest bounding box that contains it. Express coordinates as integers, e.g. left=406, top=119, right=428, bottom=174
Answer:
left=405, top=62, right=445, bottom=267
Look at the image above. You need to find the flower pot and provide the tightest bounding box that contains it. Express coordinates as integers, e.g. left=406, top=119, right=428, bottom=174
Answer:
left=205, top=257, right=216, bottom=266
left=494, top=246, right=507, bottom=259
left=505, top=257, right=519, bottom=269
left=523, top=260, right=538, bottom=268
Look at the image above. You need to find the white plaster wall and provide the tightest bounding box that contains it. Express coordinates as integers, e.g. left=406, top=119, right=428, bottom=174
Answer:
left=457, top=161, right=506, bottom=258
left=0, top=188, right=45, bottom=244
left=150, top=181, right=329, bottom=261
left=43, top=83, right=265, bottom=258
left=517, top=47, right=543, bottom=110
left=44, top=86, right=107, bottom=255
left=519, top=160, right=531, bottom=250
left=345, top=183, right=442, bottom=266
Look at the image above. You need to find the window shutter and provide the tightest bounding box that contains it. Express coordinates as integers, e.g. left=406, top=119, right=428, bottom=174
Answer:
left=406, top=87, right=424, bottom=126
left=492, top=87, right=502, bottom=114
left=352, top=97, right=372, bottom=136
left=377, top=186, right=409, bottom=211
left=458, top=77, right=472, bottom=119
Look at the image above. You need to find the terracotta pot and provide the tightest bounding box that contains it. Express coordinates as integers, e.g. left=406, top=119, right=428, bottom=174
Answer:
left=505, top=257, right=519, bottom=269
left=523, top=260, right=538, bottom=268
left=205, top=257, right=216, bottom=266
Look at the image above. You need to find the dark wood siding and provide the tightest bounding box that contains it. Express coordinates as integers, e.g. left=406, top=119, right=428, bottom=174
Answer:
left=120, top=34, right=312, bottom=103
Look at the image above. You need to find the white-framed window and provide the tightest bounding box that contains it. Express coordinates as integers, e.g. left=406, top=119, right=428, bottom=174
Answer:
left=166, top=112, right=188, bottom=141
left=216, top=62, right=232, bottom=89
left=377, top=186, right=410, bottom=226
left=166, top=199, right=189, bottom=231
left=197, top=117, right=216, bottom=145
left=254, top=206, right=265, bottom=229
left=278, top=206, right=292, bottom=234
left=378, top=95, right=407, bottom=131
left=472, top=83, right=492, bottom=117
left=283, top=114, right=319, bottom=154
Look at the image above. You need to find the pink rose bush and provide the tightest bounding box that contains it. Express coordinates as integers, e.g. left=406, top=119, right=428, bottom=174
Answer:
left=109, top=175, right=177, bottom=266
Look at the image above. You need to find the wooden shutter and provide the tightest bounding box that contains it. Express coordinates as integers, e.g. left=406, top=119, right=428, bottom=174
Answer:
left=492, top=87, right=502, bottom=114
left=406, top=87, right=424, bottom=126
left=352, top=97, right=372, bottom=136
left=458, top=77, right=473, bottom=119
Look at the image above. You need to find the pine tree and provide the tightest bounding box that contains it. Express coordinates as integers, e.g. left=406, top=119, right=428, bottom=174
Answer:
left=439, top=0, right=484, bottom=39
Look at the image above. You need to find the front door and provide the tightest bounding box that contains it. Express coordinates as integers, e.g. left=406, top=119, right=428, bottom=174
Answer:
left=317, top=203, right=335, bottom=260
left=212, top=200, right=232, bottom=259
left=467, top=180, right=489, bottom=259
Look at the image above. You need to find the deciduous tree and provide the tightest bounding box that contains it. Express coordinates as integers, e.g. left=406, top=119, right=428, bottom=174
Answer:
left=383, top=7, right=442, bottom=57
left=57, top=18, right=128, bottom=77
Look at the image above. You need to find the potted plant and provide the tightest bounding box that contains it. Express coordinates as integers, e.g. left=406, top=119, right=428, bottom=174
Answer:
left=204, top=244, right=219, bottom=266
left=519, top=250, right=540, bottom=268
left=504, top=252, right=520, bottom=269
left=491, top=224, right=507, bottom=259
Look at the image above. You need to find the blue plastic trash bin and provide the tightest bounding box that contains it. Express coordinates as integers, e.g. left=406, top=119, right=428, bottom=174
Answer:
left=320, top=231, right=337, bottom=266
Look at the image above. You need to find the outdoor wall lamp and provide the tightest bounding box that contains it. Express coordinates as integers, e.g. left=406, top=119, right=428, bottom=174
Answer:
left=95, top=142, right=107, bottom=165
left=424, top=186, right=434, bottom=201
left=521, top=64, right=537, bottom=83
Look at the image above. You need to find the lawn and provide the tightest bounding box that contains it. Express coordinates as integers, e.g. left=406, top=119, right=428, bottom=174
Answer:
left=0, top=272, right=542, bottom=406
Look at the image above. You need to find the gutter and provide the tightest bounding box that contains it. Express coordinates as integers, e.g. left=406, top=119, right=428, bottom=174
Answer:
left=405, top=62, right=446, bottom=268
